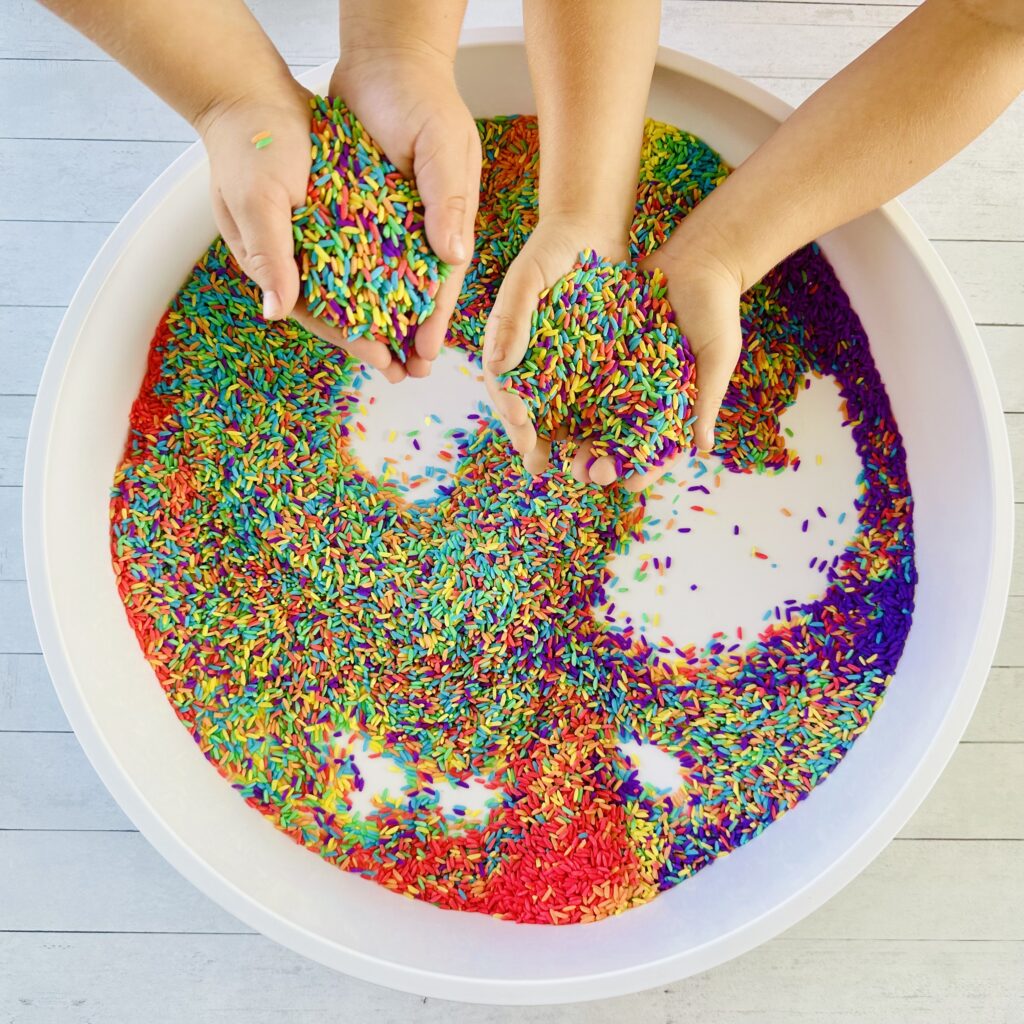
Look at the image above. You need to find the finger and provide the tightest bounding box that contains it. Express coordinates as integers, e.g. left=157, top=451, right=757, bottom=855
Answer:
left=503, top=397, right=538, bottom=457
left=482, top=256, right=545, bottom=376
left=230, top=182, right=301, bottom=320
left=289, top=305, right=407, bottom=382
left=483, top=371, right=538, bottom=457
left=415, top=118, right=480, bottom=266
left=481, top=242, right=575, bottom=457
left=486, top=381, right=529, bottom=431
left=589, top=455, right=618, bottom=488
left=405, top=353, right=433, bottom=378
left=522, top=436, right=552, bottom=477
left=566, top=440, right=617, bottom=489
left=211, top=188, right=244, bottom=259
left=689, top=321, right=743, bottom=453
left=569, top=441, right=595, bottom=486
left=378, top=359, right=408, bottom=385
left=413, top=260, right=467, bottom=364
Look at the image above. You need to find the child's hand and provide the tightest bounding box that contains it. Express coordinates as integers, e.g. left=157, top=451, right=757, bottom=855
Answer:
left=623, top=233, right=744, bottom=492
left=482, top=216, right=630, bottom=486
left=479, top=0, right=657, bottom=486
left=198, top=84, right=407, bottom=383
left=330, top=51, right=481, bottom=379
left=483, top=214, right=745, bottom=492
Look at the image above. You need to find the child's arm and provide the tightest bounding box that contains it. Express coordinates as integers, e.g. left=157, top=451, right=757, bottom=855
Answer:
left=525, top=0, right=657, bottom=248
left=38, top=1, right=316, bottom=325
left=38, top=0, right=295, bottom=131
left=40, top=0, right=480, bottom=383
left=634, top=0, right=1024, bottom=482
left=42, top=0, right=400, bottom=375
left=482, top=0, right=660, bottom=484
left=330, top=0, right=480, bottom=377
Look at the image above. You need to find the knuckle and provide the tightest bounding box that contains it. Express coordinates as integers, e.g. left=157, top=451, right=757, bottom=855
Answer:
left=243, top=250, right=277, bottom=281
left=445, top=193, right=468, bottom=215
left=504, top=401, right=530, bottom=428
left=225, top=237, right=248, bottom=263
left=495, top=311, right=519, bottom=340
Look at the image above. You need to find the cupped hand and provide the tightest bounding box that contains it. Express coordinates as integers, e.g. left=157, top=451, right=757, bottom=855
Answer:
left=330, top=51, right=482, bottom=378
left=198, top=83, right=407, bottom=383
left=622, top=237, right=745, bottom=492
left=482, top=216, right=631, bottom=487
left=484, top=216, right=746, bottom=492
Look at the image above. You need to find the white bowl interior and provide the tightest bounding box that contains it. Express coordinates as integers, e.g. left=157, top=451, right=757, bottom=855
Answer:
left=27, top=38, right=1011, bottom=1003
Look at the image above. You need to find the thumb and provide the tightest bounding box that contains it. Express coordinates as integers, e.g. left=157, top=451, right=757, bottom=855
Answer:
left=413, top=116, right=479, bottom=266
left=620, top=302, right=742, bottom=496
left=482, top=253, right=546, bottom=376
left=481, top=253, right=549, bottom=458
left=682, top=300, right=743, bottom=453
left=232, top=185, right=300, bottom=320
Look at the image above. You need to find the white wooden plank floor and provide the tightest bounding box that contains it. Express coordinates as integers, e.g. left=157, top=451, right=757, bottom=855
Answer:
left=1, top=1, right=1022, bottom=1021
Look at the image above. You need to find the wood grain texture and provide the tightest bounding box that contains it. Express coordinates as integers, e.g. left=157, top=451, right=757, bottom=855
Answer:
left=0, top=487, right=22, bottom=580
left=3, top=0, right=909, bottom=67
left=1007, top=415, right=1024, bottom=496
left=0, top=58, right=318, bottom=143
left=964, top=668, right=1024, bottom=743
left=0, top=224, right=114, bottom=308
left=0, top=398, right=33, bottom=487
left=0, top=581, right=39, bottom=654
left=996, top=600, right=1024, bottom=667
left=0, top=655, right=64, bottom=730
left=3, top=94, right=1021, bottom=240
left=0, top=934, right=1018, bottom=1024
left=0, top=139, right=189, bottom=222
left=0, top=306, right=63, bottom=396
left=895, top=743, right=1023, bottom=839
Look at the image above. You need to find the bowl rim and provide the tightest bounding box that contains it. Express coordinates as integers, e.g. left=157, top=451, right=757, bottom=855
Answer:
left=22, top=26, right=1014, bottom=1005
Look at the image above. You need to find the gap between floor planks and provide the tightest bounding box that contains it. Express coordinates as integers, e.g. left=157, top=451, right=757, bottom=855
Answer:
left=3, top=1, right=924, bottom=66
left=0, top=935, right=1016, bottom=1024
left=0, top=831, right=1020, bottom=941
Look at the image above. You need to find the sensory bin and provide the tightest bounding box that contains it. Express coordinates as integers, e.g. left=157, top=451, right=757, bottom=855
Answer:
left=109, top=109, right=915, bottom=926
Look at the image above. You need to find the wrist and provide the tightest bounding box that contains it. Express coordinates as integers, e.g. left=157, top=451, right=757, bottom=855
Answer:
left=192, top=74, right=309, bottom=141
left=338, top=9, right=461, bottom=75
left=663, top=205, right=755, bottom=295
left=537, top=210, right=632, bottom=262
left=336, top=45, right=456, bottom=79
left=333, top=51, right=457, bottom=100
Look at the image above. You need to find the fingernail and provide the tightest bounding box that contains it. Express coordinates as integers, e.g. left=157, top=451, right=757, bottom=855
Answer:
left=449, top=233, right=467, bottom=264
left=263, top=290, right=283, bottom=320
left=490, top=346, right=506, bottom=366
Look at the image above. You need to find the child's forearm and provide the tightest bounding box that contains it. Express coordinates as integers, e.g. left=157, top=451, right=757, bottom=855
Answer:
left=680, top=0, right=1024, bottom=288
left=39, top=0, right=297, bottom=131
left=337, top=0, right=468, bottom=68
left=524, top=0, right=660, bottom=244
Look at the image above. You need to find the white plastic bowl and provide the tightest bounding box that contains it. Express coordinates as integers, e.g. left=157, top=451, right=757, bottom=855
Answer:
left=24, top=31, right=1013, bottom=1005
